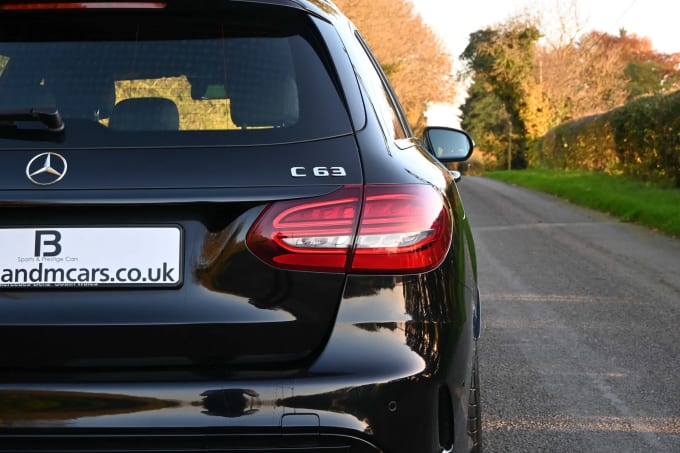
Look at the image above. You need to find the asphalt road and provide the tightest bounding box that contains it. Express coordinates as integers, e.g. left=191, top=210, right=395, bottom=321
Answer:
left=457, top=176, right=680, bottom=452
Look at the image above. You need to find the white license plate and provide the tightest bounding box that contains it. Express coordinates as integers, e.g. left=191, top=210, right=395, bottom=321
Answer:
left=0, top=227, right=182, bottom=288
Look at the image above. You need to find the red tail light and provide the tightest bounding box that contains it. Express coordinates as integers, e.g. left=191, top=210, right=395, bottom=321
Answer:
left=246, top=184, right=452, bottom=274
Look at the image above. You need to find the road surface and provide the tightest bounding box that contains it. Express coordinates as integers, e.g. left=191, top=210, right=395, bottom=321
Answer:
left=457, top=176, right=680, bottom=452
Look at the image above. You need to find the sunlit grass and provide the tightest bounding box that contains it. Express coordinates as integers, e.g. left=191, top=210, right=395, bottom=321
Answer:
left=485, top=169, right=680, bottom=237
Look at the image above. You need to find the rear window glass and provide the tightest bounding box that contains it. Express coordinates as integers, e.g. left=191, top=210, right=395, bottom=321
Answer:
left=0, top=8, right=352, bottom=148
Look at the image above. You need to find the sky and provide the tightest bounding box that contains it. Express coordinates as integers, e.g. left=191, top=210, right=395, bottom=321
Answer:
left=409, top=0, right=680, bottom=126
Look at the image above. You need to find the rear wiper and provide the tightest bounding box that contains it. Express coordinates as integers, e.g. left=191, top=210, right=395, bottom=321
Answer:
left=0, top=107, right=64, bottom=133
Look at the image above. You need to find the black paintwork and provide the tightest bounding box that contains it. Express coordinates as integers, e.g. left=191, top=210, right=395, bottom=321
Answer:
left=0, top=1, right=479, bottom=452
left=0, top=137, right=363, bottom=190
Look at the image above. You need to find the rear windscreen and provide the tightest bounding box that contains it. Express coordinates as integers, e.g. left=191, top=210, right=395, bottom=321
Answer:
left=0, top=7, right=353, bottom=148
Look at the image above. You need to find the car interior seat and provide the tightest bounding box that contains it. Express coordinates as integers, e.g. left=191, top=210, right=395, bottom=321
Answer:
left=109, top=97, right=180, bottom=131
left=226, top=39, right=299, bottom=129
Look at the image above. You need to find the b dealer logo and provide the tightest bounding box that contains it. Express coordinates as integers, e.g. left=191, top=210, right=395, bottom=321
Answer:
left=35, top=230, right=62, bottom=257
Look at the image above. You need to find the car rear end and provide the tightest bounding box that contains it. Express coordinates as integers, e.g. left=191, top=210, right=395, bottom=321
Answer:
left=0, top=1, right=477, bottom=452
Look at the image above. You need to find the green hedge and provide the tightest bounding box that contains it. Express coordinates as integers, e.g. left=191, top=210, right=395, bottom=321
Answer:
left=531, top=90, right=680, bottom=187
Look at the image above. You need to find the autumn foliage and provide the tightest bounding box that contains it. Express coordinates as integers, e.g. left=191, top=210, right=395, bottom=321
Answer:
left=537, top=30, right=680, bottom=125
left=530, top=31, right=680, bottom=187
left=334, top=0, right=455, bottom=135
left=459, top=12, right=680, bottom=175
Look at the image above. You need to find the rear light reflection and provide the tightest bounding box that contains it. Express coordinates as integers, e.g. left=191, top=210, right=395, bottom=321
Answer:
left=246, top=184, right=452, bottom=274
left=1, top=2, right=166, bottom=9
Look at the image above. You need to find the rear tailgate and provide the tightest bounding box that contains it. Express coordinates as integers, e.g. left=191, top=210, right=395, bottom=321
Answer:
left=0, top=1, right=364, bottom=371
left=0, top=139, right=362, bottom=370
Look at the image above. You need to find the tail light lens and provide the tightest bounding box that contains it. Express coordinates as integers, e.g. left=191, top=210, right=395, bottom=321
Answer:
left=352, top=185, right=452, bottom=273
left=246, top=186, right=361, bottom=272
left=247, top=184, right=452, bottom=274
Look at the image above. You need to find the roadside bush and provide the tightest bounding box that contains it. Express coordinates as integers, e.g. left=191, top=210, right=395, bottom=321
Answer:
left=611, top=90, right=680, bottom=187
left=531, top=90, right=680, bottom=187
left=532, top=114, right=618, bottom=171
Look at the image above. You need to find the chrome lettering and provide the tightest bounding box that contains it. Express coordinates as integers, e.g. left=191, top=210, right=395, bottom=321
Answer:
left=291, top=167, right=306, bottom=177
left=291, top=166, right=347, bottom=177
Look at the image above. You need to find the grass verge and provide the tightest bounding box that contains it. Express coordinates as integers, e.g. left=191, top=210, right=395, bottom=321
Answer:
left=485, top=169, right=680, bottom=238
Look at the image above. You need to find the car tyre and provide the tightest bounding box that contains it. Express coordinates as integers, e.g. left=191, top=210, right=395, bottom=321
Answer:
left=468, top=341, right=482, bottom=452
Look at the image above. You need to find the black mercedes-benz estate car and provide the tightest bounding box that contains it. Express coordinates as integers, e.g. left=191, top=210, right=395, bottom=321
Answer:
left=0, top=1, right=481, bottom=451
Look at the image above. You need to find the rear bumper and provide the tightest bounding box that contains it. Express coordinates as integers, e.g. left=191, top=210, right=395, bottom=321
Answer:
left=0, top=430, right=380, bottom=452
left=0, top=267, right=476, bottom=453
left=0, top=322, right=472, bottom=453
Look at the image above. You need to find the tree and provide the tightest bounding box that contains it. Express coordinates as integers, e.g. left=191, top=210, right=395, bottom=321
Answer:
left=537, top=29, right=680, bottom=124
left=460, top=18, right=542, bottom=168
left=335, top=0, right=456, bottom=135
left=460, top=77, right=509, bottom=168
left=616, top=31, right=680, bottom=100
left=459, top=1, right=680, bottom=171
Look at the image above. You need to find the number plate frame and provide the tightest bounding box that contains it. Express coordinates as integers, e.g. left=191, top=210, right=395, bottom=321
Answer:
left=0, top=226, right=183, bottom=289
